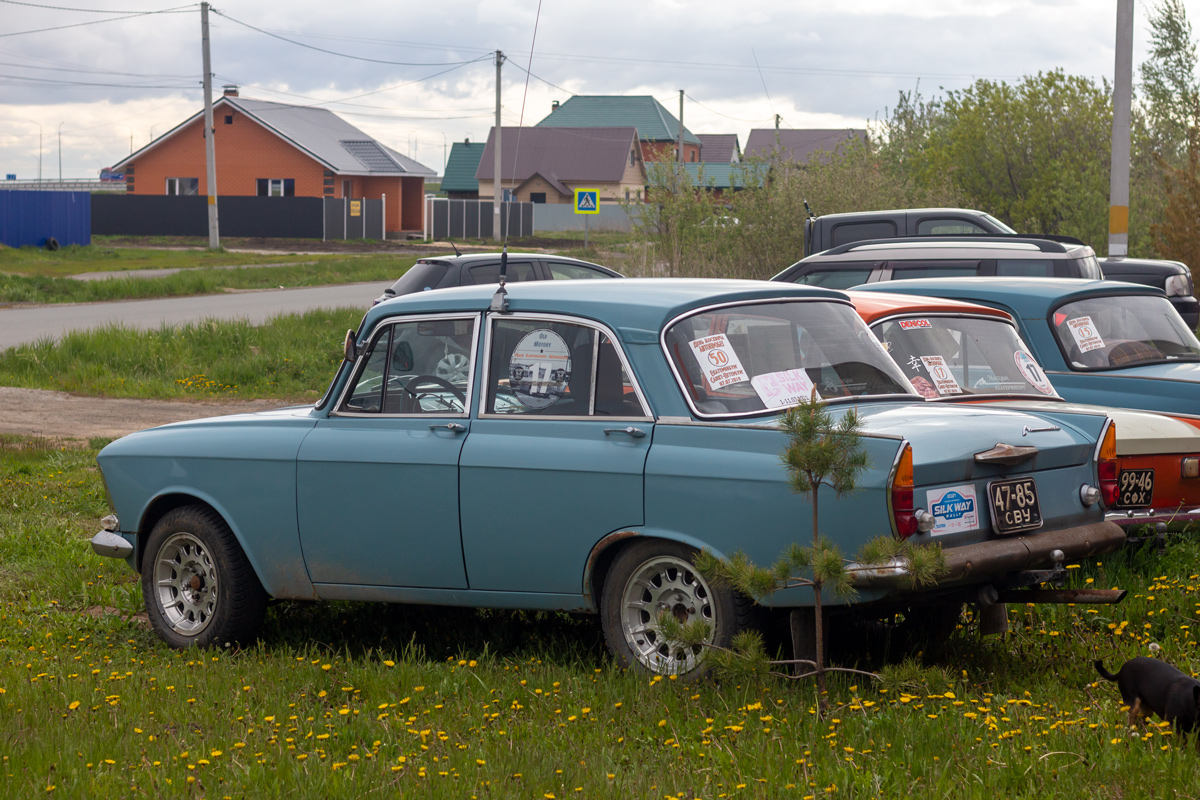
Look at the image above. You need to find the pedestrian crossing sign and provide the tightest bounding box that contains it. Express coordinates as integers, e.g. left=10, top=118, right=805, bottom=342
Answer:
left=574, top=189, right=600, bottom=215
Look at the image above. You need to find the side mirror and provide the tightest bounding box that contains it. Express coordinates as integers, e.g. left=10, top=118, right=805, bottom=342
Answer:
left=343, top=329, right=358, bottom=362
left=392, top=341, right=414, bottom=372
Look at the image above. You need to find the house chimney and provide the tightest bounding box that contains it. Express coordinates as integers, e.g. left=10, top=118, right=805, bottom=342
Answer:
left=222, top=85, right=239, bottom=97
left=464, top=137, right=470, bottom=144
left=551, top=100, right=559, bottom=111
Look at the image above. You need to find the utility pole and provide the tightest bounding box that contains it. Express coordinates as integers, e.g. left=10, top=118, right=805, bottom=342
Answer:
left=493, top=49, right=505, bottom=242
left=775, top=113, right=781, bottom=130
left=201, top=1, right=220, bottom=250
left=677, top=89, right=684, bottom=165
left=1108, top=0, right=1133, bottom=258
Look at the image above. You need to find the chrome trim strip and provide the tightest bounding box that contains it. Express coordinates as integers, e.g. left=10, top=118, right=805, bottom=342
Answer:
left=331, top=313, right=480, bottom=419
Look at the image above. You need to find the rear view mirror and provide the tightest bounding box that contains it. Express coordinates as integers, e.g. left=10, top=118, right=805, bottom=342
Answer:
left=343, top=330, right=358, bottom=362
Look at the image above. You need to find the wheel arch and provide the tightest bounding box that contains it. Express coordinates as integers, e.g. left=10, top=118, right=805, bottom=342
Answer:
left=584, top=528, right=729, bottom=608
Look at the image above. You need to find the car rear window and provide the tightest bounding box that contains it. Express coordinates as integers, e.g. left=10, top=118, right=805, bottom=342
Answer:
left=831, top=220, right=897, bottom=247
left=386, top=260, right=455, bottom=296
left=1050, top=295, right=1200, bottom=370
left=663, top=300, right=914, bottom=417
left=996, top=258, right=1056, bottom=277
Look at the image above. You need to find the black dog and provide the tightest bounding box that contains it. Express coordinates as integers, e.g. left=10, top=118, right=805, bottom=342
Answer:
left=1095, top=657, right=1200, bottom=734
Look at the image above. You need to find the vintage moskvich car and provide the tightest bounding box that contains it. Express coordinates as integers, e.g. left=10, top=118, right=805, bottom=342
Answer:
left=851, top=278, right=1200, bottom=416
left=92, top=280, right=1126, bottom=676
left=846, top=290, right=1200, bottom=528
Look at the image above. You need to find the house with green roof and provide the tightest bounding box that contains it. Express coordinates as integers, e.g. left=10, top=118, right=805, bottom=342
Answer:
left=537, top=96, right=700, bottom=162
left=441, top=140, right=487, bottom=199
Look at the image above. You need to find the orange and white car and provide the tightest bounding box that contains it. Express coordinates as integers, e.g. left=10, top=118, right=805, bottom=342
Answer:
left=848, top=290, right=1200, bottom=527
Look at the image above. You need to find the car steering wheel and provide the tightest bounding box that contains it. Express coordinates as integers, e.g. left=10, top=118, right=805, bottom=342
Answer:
left=401, top=374, right=466, bottom=413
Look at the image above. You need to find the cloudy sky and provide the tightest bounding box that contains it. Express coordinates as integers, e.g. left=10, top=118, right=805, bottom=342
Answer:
left=0, top=0, right=1195, bottom=180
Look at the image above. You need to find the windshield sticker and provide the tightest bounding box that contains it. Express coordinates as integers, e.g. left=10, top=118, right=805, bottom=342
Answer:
left=509, top=329, right=571, bottom=409
left=1066, top=316, right=1105, bottom=353
left=926, top=485, right=979, bottom=535
left=689, top=333, right=749, bottom=389
left=751, top=369, right=820, bottom=408
left=1014, top=350, right=1055, bottom=395
left=919, top=355, right=962, bottom=395
left=899, top=318, right=933, bottom=330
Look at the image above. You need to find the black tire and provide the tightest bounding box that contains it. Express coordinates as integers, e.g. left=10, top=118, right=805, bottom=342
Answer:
left=141, top=506, right=268, bottom=649
left=600, top=540, right=750, bottom=680
left=45, top=237, right=59, bottom=251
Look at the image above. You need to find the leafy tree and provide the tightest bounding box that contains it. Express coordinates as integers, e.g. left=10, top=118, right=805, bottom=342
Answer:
left=1140, top=0, right=1200, bottom=163
left=1150, top=120, right=1200, bottom=271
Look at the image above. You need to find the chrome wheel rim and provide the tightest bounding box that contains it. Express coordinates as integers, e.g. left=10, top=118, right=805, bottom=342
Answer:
left=620, top=555, right=715, bottom=674
left=153, top=532, right=218, bottom=636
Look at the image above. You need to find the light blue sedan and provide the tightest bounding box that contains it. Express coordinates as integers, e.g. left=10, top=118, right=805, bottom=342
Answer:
left=92, top=279, right=1125, bottom=676
left=851, top=278, right=1200, bottom=415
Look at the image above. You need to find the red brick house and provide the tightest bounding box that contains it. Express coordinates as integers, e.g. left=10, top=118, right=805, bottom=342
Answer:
left=110, top=89, right=435, bottom=235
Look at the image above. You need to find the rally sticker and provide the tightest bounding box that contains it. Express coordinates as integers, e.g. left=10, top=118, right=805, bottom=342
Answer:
left=1014, top=350, right=1055, bottom=396
left=899, top=318, right=932, bottom=330
left=509, top=329, right=571, bottom=409
left=919, top=355, right=962, bottom=395
left=1066, top=316, right=1104, bottom=353
left=926, top=484, right=979, bottom=535
left=751, top=369, right=820, bottom=408
left=689, top=333, right=749, bottom=389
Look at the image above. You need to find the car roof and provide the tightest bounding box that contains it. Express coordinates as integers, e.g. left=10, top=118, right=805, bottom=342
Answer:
left=806, top=236, right=1090, bottom=260
left=361, top=278, right=850, bottom=340
left=852, top=277, right=1166, bottom=314
left=420, top=252, right=602, bottom=266
left=814, top=208, right=988, bottom=221
left=844, top=290, right=1014, bottom=324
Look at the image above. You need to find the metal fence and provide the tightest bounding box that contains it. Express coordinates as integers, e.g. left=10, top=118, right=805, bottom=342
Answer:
left=0, top=190, right=91, bottom=248
left=92, top=195, right=384, bottom=240
left=532, top=203, right=632, bottom=233
left=424, top=197, right=533, bottom=240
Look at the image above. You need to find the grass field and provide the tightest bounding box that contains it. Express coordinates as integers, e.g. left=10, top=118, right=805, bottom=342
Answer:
left=1, top=435, right=1198, bottom=798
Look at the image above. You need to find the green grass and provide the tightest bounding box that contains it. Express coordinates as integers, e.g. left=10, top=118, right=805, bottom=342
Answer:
left=0, top=310, right=363, bottom=400
left=0, top=244, right=330, bottom=277
left=1, top=435, right=1199, bottom=797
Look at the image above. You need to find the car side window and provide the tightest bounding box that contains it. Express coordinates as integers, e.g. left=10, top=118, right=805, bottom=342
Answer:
left=788, top=267, right=875, bottom=289
left=468, top=261, right=536, bottom=285
left=546, top=261, right=609, bottom=280
left=916, top=218, right=988, bottom=235
left=996, top=258, right=1055, bottom=277
left=340, top=317, right=477, bottom=415
left=485, top=318, right=646, bottom=418
left=830, top=220, right=896, bottom=246
left=889, top=261, right=981, bottom=279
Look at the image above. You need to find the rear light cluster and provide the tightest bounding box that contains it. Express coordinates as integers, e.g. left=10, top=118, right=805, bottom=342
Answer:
left=1097, top=421, right=1119, bottom=508
left=891, top=443, right=918, bottom=539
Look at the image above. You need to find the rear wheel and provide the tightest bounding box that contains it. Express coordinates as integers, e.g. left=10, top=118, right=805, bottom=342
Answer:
left=601, top=540, right=745, bottom=679
left=141, top=506, right=268, bottom=649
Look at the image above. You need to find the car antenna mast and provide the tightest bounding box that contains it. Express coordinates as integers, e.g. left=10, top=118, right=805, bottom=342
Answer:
left=489, top=246, right=510, bottom=312
left=450, top=240, right=461, bottom=257
left=803, top=199, right=815, bottom=220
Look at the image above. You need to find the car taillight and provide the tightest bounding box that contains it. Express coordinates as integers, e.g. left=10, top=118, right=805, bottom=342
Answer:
left=891, top=442, right=917, bottom=539
left=1097, top=420, right=1118, bottom=508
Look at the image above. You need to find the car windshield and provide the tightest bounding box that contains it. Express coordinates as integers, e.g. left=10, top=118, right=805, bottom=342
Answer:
left=871, top=315, right=1060, bottom=399
left=1050, top=295, right=1200, bottom=370
left=663, top=300, right=915, bottom=417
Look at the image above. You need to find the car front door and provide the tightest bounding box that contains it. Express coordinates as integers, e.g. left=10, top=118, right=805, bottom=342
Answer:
left=296, top=314, right=479, bottom=589
left=458, top=314, right=653, bottom=595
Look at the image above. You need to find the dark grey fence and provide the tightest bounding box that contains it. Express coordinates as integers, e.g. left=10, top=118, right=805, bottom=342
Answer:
left=92, top=195, right=383, bottom=240
left=424, top=197, right=533, bottom=240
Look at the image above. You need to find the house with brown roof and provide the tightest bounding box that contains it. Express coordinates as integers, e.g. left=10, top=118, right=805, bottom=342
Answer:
left=476, top=127, right=647, bottom=204
left=744, top=129, right=868, bottom=163
left=536, top=96, right=700, bottom=163
left=698, top=133, right=741, bottom=163
left=109, top=89, right=435, bottom=235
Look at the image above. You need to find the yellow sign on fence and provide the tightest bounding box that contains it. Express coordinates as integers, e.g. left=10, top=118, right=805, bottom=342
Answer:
left=350, top=200, right=362, bottom=217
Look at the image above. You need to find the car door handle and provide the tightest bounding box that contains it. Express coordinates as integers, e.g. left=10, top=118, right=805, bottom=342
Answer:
left=429, top=422, right=467, bottom=433
left=604, top=426, right=646, bottom=439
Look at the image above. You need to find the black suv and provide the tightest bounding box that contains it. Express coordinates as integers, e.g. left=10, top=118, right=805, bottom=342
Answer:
left=1099, top=257, right=1198, bottom=328
left=374, top=253, right=623, bottom=305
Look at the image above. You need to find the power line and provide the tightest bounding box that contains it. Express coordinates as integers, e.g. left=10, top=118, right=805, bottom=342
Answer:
left=684, top=93, right=773, bottom=124
left=0, top=72, right=194, bottom=89
left=0, top=2, right=194, bottom=38
left=508, top=61, right=573, bottom=97
left=0, top=0, right=188, bottom=11
left=0, top=59, right=192, bottom=80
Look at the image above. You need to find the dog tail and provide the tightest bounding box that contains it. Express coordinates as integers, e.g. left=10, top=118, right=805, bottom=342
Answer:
left=1094, top=659, right=1119, bottom=682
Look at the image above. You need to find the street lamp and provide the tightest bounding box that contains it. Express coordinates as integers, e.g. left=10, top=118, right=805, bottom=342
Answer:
left=35, top=123, right=42, bottom=184
left=58, top=121, right=65, bottom=184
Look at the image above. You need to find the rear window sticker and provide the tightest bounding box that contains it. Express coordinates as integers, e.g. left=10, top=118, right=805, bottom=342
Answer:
left=1014, top=350, right=1056, bottom=395
left=751, top=369, right=820, bottom=408
left=919, top=355, right=962, bottom=395
left=1066, top=316, right=1104, bottom=353
left=509, top=329, right=571, bottom=409
left=689, top=333, right=749, bottom=389
left=898, top=318, right=933, bottom=330
left=926, top=484, right=979, bottom=535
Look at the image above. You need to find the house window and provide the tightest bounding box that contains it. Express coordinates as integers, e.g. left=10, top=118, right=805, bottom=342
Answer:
left=166, top=177, right=199, bottom=196
left=224, top=115, right=233, bottom=125
left=257, top=178, right=295, bottom=197
left=529, top=192, right=546, bottom=204
left=630, top=150, right=636, bottom=166
left=624, top=189, right=630, bottom=201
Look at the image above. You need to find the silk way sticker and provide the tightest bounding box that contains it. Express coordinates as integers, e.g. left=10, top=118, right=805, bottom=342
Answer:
left=918, top=355, right=962, bottom=395
left=689, top=333, right=749, bottom=389
left=1066, top=316, right=1105, bottom=353
left=509, top=329, right=571, bottom=409
left=926, top=484, right=979, bottom=535
left=751, top=369, right=820, bottom=408
left=1014, top=350, right=1055, bottom=396
left=898, top=318, right=932, bottom=330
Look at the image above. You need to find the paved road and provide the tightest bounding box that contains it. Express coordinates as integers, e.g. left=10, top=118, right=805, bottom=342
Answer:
left=0, top=282, right=393, bottom=350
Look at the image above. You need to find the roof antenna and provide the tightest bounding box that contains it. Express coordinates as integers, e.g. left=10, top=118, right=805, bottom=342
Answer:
left=803, top=199, right=815, bottom=220
left=450, top=240, right=461, bottom=257
left=489, top=245, right=510, bottom=312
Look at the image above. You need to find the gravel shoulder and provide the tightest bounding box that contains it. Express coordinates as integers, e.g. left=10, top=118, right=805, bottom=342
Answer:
left=0, top=387, right=288, bottom=441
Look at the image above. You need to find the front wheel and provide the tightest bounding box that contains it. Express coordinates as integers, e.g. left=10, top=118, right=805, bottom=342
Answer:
left=600, top=540, right=744, bottom=679
left=141, top=506, right=268, bottom=649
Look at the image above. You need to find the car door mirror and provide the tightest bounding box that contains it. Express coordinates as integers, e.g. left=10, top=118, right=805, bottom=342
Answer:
left=392, top=341, right=414, bottom=372
left=343, top=329, right=358, bottom=362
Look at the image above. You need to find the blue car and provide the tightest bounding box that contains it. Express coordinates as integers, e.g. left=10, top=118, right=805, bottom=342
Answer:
left=91, top=279, right=1124, bottom=677
left=850, top=278, right=1200, bottom=416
